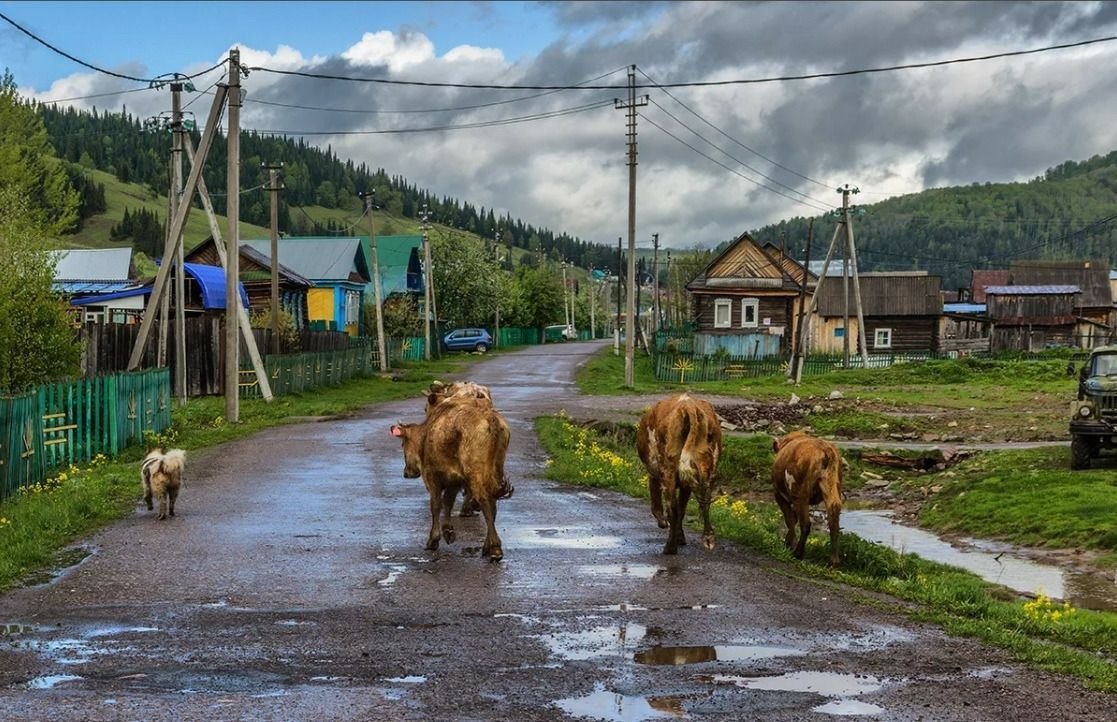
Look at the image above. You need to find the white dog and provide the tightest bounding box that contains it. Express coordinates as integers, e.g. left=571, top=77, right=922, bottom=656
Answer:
left=141, top=448, right=186, bottom=520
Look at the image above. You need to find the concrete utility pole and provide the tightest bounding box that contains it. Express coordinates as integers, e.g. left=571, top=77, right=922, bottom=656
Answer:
left=421, top=206, right=432, bottom=361
left=615, top=65, right=648, bottom=388
left=494, top=228, right=501, bottom=348
left=265, top=162, right=283, bottom=355
left=651, top=232, right=660, bottom=334
left=225, top=48, right=242, bottom=423
left=359, top=190, right=388, bottom=372
left=589, top=266, right=596, bottom=340
left=561, top=261, right=570, bottom=330
left=170, top=83, right=186, bottom=404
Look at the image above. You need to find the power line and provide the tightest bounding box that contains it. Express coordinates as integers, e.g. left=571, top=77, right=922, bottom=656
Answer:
left=637, top=66, right=835, bottom=192
left=247, top=34, right=1117, bottom=89
left=640, top=113, right=833, bottom=213
left=1, top=10, right=227, bottom=84
left=236, top=98, right=615, bottom=137
left=34, top=85, right=156, bottom=104
left=645, top=96, right=834, bottom=208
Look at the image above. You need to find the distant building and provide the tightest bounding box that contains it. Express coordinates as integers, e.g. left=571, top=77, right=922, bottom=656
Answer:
left=809, top=272, right=943, bottom=354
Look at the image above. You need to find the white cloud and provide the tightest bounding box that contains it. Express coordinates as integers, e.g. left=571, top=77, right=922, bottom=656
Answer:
left=342, top=30, right=435, bottom=72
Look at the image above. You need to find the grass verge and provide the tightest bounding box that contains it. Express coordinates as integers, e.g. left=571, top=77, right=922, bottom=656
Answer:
left=0, top=360, right=461, bottom=592
left=535, top=413, right=1117, bottom=692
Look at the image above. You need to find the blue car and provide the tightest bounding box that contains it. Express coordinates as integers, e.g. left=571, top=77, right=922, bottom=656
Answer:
left=442, top=328, right=493, bottom=353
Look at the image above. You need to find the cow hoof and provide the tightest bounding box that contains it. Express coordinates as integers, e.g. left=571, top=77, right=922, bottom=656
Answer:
left=443, top=527, right=456, bottom=543
left=425, top=540, right=440, bottom=551
left=488, top=548, right=503, bottom=562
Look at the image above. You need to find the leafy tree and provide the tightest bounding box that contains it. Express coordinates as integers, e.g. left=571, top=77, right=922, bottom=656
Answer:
left=0, top=187, right=82, bottom=393
left=376, top=294, right=422, bottom=338
left=512, top=264, right=565, bottom=332
left=0, top=70, right=79, bottom=234
left=430, top=230, right=503, bottom=328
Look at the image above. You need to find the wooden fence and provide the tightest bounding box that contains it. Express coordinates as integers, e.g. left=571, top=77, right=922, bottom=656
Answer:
left=239, top=340, right=377, bottom=398
left=0, top=368, right=171, bottom=502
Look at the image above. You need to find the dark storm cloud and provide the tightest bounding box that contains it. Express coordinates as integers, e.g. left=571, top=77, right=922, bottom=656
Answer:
left=539, top=1, right=672, bottom=27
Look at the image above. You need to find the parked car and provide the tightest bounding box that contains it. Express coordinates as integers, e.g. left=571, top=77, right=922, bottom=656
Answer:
left=442, top=328, right=493, bottom=353
left=543, top=324, right=577, bottom=342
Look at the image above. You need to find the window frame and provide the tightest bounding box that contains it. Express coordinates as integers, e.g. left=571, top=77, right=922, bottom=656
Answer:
left=713, top=298, right=733, bottom=328
left=740, top=298, right=759, bottom=328
left=874, top=327, right=893, bottom=349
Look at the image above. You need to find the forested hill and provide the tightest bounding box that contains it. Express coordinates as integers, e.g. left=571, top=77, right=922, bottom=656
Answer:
left=748, top=151, right=1117, bottom=289
left=38, top=103, right=619, bottom=270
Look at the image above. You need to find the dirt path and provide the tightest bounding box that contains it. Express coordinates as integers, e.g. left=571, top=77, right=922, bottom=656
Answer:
left=0, top=340, right=1111, bottom=720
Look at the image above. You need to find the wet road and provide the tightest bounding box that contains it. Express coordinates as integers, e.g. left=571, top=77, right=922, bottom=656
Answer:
left=0, top=340, right=1112, bottom=721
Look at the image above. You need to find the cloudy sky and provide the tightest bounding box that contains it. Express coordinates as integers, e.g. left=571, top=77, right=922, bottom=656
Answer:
left=4, top=1, right=1117, bottom=250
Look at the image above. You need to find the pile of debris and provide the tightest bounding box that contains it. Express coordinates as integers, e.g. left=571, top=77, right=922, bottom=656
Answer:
left=715, top=402, right=808, bottom=434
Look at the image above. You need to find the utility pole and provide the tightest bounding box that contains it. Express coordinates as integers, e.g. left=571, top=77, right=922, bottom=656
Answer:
left=615, top=236, right=622, bottom=355
left=615, top=64, right=648, bottom=388
left=359, top=189, right=388, bottom=372
left=842, top=184, right=870, bottom=369
left=494, top=228, right=502, bottom=348
left=170, top=83, right=186, bottom=404
left=264, top=162, right=283, bottom=355
left=225, top=48, right=242, bottom=423
left=589, top=266, right=596, bottom=340
left=792, top=219, right=813, bottom=382
left=561, top=260, right=570, bottom=331
left=664, top=250, right=672, bottom=328
left=421, top=206, right=432, bottom=361
left=651, top=232, right=660, bottom=334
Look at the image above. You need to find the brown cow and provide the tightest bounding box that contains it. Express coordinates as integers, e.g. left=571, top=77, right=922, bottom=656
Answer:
left=771, top=430, right=845, bottom=567
left=423, top=380, right=494, bottom=517
left=390, top=400, right=514, bottom=561
left=636, top=394, right=723, bottom=555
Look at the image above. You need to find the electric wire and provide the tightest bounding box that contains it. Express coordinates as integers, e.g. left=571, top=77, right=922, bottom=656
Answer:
left=645, top=96, right=834, bottom=209
left=636, top=66, right=835, bottom=192
left=640, top=113, right=833, bottom=213
left=35, top=85, right=156, bottom=104
left=247, top=35, right=1117, bottom=89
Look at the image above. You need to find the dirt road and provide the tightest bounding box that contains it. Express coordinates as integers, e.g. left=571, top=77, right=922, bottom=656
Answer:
left=0, top=341, right=1111, bottom=720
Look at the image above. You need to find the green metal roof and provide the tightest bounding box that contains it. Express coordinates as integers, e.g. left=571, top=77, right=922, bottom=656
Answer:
left=368, top=235, right=423, bottom=296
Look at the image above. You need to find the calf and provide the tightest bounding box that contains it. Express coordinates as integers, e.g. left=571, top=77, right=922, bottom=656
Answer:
left=636, top=394, right=723, bottom=555
left=423, top=380, right=494, bottom=516
left=391, top=400, right=514, bottom=561
left=771, top=430, right=845, bottom=567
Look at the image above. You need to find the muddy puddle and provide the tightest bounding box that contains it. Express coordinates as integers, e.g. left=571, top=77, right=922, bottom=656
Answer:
left=556, top=683, right=690, bottom=721
left=505, top=526, right=624, bottom=550
left=634, top=644, right=803, bottom=665
left=842, top=511, right=1117, bottom=612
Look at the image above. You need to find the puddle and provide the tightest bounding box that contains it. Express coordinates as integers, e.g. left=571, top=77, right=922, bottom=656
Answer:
left=843, top=511, right=1117, bottom=612
left=275, top=619, right=316, bottom=627
left=556, top=683, right=688, bottom=721
left=378, top=564, right=409, bottom=587
left=814, top=699, right=884, bottom=716
left=85, top=626, right=158, bottom=637
left=708, top=671, right=884, bottom=697
left=538, top=623, right=646, bottom=661
left=506, top=527, right=623, bottom=549
left=634, top=644, right=803, bottom=666
left=579, top=564, right=666, bottom=580
left=27, top=674, right=82, bottom=689
left=22, top=546, right=93, bottom=587
left=383, top=675, right=427, bottom=684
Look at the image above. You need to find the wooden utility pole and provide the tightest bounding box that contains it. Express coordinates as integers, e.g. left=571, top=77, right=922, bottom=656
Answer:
left=614, top=236, right=622, bottom=355
left=842, top=185, right=871, bottom=369
left=651, top=232, right=660, bottom=333
left=128, top=82, right=230, bottom=370
left=494, top=229, right=501, bottom=348
left=359, top=190, right=388, bottom=372
left=158, top=170, right=170, bottom=369
left=589, top=267, right=596, bottom=340
left=615, top=65, right=648, bottom=387
left=265, top=163, right=283, bottom=355
left=170, top=83, right=186, bottom=403
left=664, top=250, right=671, bottom=328
left=225, top=48, right=242, bottom=423
left=791, top=219, right=813, bottom=381
left=421, top=206, right=432, bottom=360
left=183, top=139, right=272, bottom=401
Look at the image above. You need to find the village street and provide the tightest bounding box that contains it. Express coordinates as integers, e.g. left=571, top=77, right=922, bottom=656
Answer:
left=0, top=341, right=1111, bottom=721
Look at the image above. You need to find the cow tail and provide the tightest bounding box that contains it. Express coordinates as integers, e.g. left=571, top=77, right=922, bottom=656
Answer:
left=494, top=419, right=514, bottom=500
left=677, top=404, right=701, bottom=486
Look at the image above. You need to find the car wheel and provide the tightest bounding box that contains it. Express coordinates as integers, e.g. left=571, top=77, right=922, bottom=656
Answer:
left=1070, top=435, right=1093, bottom=470
left=475, top=343, right=488, bottom=353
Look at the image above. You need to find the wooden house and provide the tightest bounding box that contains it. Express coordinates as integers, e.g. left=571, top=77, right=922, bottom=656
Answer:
left=809, top=272, right=942, bottom=354
left=241, top=237, right=371, bottom=336
left=686, top=232, right=811, bottom=356
left=186, top=239, right=312, bottom=327
left=985, top=285, right=1080, bottom=351
left=1009, top=260, right=1113, bottom=346
left=371, top=235, right=425, bottom=298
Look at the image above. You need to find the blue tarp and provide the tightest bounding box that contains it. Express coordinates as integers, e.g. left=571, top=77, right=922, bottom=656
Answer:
left=70, top=286, right=152, bottom=306
left=182, top=262, right=249, bottom=310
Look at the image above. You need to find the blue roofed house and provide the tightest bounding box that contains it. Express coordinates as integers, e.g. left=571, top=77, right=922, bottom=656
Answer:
left=241, top=237, right=371, bottom=335
left=52, top=247, right=147, bottom=323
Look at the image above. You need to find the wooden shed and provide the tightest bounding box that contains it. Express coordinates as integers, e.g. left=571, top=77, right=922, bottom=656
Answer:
left=686, top=232, right=811, bottom=356
left=985, top=284, right=1080, bottom=351
left=809, top=272, right=942, bottom=354
left=1009, top=260, right=1114, bottom=346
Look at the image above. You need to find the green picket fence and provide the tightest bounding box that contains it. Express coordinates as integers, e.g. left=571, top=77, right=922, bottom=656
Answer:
left=239, top=341, right=377, bottom=398
left=497, top=327, right=541, bottom=346
left=1, top=368, right=171, bottom=502
left=387, top=336, right=426, bottom=362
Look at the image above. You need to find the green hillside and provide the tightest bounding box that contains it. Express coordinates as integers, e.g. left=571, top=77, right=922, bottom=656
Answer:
left=749, top=150, right=1117, bottom=289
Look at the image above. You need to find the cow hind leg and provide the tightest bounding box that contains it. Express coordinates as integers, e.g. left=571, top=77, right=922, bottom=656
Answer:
left=648, top=472, right=667, bottom=528
left=793, top=503, right=811, bottom=560
left=480, top=498, right=503, bottom=562
left=674, top=486, right=691, bottom=547
left=440, top=487, right=458, bottom=544
left=826, top=500, right=841, bottom=568
left=661, top=486, right=679, bottom=555
left=459, top=488, right=478, bottom=517
left=777, top=499, right=797, bottom=551
left=426, top=490, right=443, bottom=551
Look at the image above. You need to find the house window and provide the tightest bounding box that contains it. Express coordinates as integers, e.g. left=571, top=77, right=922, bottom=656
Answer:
left=740, top=298, right=759, bottom=328
left=344, top=291, right=361, bottom=326
left=834, top=327, right=845, bottom=338
left=875, top=328, right=892, bottom=349
left=714, top=298, right=732, bottom=328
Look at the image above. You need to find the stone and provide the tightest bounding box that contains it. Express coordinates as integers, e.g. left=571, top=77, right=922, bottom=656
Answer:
left=828, top=390, right=844, bottom=400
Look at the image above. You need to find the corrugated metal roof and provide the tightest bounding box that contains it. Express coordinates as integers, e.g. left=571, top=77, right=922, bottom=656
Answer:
left=51, top=248, right=132, bottom=281
left=70, top=286, right=152, bottom=305
left=241, top=237, right=368, bottom=282
left=373, top=235, right=424, bottom=295
left=943, top=303, right=987, bottom=314
left=1010, top=260, right=1111, bottom=308
left=984, top=285, right=1080, bottom=295
left=53, top=281, right=137, bottom=295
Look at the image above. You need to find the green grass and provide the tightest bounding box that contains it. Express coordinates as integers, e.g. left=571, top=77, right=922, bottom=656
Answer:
left=0, top=359, right=462, bottom=592
left=919, top=447, right=1117, bottom=554
left=534, top=414, right=1117, bottom=691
